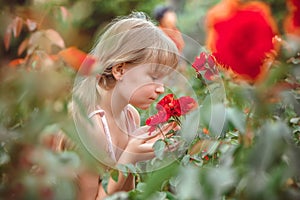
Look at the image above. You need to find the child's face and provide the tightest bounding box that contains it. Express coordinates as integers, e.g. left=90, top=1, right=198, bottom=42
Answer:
left=161, top=11, right=177, bottom=28
left=114, top=63, right=172, bottom=110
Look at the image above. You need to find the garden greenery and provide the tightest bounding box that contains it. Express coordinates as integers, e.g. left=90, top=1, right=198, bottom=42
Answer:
left=0, top=0, right=300, bottom=199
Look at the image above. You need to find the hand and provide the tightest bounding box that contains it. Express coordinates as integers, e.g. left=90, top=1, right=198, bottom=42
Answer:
left=118, top=122, right=179, bottom=164
left=131, top=122, right=180, bottom=146
left=118, top=126, right=159, bottom=164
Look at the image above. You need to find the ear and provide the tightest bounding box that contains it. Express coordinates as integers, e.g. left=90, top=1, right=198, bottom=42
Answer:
left=112, top=63, right=126, bottom=80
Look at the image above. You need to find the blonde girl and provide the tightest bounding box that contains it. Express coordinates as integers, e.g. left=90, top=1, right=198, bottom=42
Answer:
left=72, top=12, right=179, bottom=199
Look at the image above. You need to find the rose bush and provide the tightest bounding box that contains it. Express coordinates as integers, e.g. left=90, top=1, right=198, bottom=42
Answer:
left=1, top=0, right=300, bottom=200
left=146, top=94, right=197, bottom=133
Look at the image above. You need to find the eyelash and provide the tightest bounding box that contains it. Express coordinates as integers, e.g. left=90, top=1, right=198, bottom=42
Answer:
left=151, top=76, right=158, bottom=81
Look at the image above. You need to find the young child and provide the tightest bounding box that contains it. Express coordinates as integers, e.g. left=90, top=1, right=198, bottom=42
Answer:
left=72, top=12, right=180, bottom=199
left=153, top=5, right=185, bottom=53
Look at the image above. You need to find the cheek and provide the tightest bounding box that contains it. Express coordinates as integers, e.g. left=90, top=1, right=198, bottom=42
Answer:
left=121, top=74, right=151, bottom=92
left=129, top=85, right=155, bottom=104
left=119, top=74, right=153, bottom=95
left=130, top=84, right=153, bottom=98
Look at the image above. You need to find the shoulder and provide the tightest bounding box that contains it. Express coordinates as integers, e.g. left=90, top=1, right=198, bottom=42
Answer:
left=86, top=110, right=106, bottom=136
left=126, top=104, right=140, bottom=127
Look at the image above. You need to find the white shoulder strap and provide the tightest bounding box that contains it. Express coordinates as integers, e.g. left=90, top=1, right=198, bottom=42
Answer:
left=88, top=109, right=116, bottom=162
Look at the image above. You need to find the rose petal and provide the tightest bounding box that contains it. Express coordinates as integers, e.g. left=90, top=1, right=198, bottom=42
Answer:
left=192, top=52, right=207, bottom=72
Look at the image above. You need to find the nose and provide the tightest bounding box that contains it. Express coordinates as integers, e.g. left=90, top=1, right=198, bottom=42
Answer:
left=155, top=84, right=164, bottom=94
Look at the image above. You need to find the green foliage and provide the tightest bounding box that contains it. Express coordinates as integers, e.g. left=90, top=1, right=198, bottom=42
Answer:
left=1, top=0, right=300, bottom=199
left=0, top=66, right=79, bottom=198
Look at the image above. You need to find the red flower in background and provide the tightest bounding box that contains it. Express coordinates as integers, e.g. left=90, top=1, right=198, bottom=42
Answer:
left=177, top=96, right=198, bottom=115
left=58, top=46, right=96, bottom=75
left=284, top=0, right=300, bottom=36
left=146, top=94, right=197, bottom=132
left=192, top=52, right=218, bottom=81
left=206, top=0, right=278, bottom=81
left=192, top=52, right=207, bottom=72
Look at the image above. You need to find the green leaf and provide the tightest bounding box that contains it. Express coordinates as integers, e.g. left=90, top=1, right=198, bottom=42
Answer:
left=101, top=172, right=110, bottom=194
left=181, top=154, right=190, bottom=166
left=153, top=139, right=166, bottom=160
left=177, top=165, right=202, bottom=199
left=148, top=192, right=167, bottom=200
left=141, top=162, right=178, bottom=199
left=227, top=107, right=246, bottom=133
left=116, top=164, right=128, bottom=177
left=165, top=191, right=177, bottom=200
left=110, top=169, right=119, bottom=182
left=290, top=117, right=300, bottom=124
left=206, top=140, right=220, bottom=155
left=204, top=166, right=237, bottom=199
left=57, top=151, right=80, bottom=168
left=136, top=182, right=147, bottom=192
left=103, top=192, right=128, bottom=200
left=0, top=151, right=10, bottom=166
left=181, top=110, right=200, bottom=143
left=190, top=154, right=204, bottom=167
left=124, top=163, right=137, bottom=174
left=200, top=102, right=227, bottom=138
left=169, top=176, right=180, bottom=188
left=248, top=121, right=290, bottom=171
left=53, top=179, right=77, bottom=200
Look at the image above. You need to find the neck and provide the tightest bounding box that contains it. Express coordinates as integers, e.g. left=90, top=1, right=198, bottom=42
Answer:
left=98, top=89, right=127, bottom=120
left=159, top=24, right=176, bottom=29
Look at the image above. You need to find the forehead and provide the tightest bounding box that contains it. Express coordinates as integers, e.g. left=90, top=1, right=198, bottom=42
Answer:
left=146, top=49, right=178, bottom=69
left=151, top=63, right=173, bottom=75
left=164, top=11, right=176, bottom=19
left=122, top=63, right=175, bottom=87
left=127, top=63, right=173, bottom=75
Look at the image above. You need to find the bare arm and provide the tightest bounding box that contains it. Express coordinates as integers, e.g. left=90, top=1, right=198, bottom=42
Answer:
left=96, top=171, right=134, bottom=200
left=96, top=127, right=159, bottom=199
left=95, top=123, right=179, bottom=199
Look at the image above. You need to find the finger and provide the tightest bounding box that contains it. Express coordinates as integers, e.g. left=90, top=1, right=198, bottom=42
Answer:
left=128, top=134, right=160, bottom=149
left=164, top=122, right=178, bottom=130
left=130, top=126, right=160, bottom=139
left=119, top=149, right=156, bottom=163
left=130, top=126, right=151, bottom=136
left=159, top=122, right=177, bottom=134
left=139, top=143, right=156, bottom=151
left=146, top=135, right=165, bottom=144
left=173, top=124, right=181, bottom=131
left=167, top=140, right=181, bottom=152
left=142, top=123, right=178, bottom=142
left=138, top=129, right=161, bottom=141
left=125, top=142, right=155, bottom=154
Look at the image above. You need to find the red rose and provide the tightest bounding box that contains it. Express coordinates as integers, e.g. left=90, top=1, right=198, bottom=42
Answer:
left=192, top=52, right=218, bottom=81
left=145, top=110, right=169, bottom=126
left=192, top=52, right=207, bottom=72
left=284, top=0, right=300, bottom=36
left=207, top=54, right=216, bottom=68
left=206, top=0, right=278, bottom=81
left=146, top=94, right=198, bottom=132
left=157, top=94, right=175, bottom=110
left=156, top=94, right=182, bottom=117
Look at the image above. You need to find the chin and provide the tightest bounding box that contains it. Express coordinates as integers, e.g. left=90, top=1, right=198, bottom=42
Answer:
left=136, top=104, right=150, bottom=110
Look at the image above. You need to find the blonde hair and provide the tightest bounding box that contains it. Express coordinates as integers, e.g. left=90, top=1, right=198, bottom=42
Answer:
left=73, top=12, right=179, bottom=116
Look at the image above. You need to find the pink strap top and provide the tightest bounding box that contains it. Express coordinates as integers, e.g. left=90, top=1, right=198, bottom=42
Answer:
left=88, top=105, right=137, bottom=162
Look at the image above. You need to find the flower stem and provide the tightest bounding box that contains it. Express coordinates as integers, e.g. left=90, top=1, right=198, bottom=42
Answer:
left=158, top=125, right=171, bottom=151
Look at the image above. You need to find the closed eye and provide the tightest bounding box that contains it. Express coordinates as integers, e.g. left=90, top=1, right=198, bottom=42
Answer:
left=151, top=76, right=158, bottom=81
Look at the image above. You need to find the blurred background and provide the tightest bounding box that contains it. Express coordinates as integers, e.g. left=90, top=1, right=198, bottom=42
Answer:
left=0, top=0, right=299, bottom=199
left=0, top=0, right=218, bottom=65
